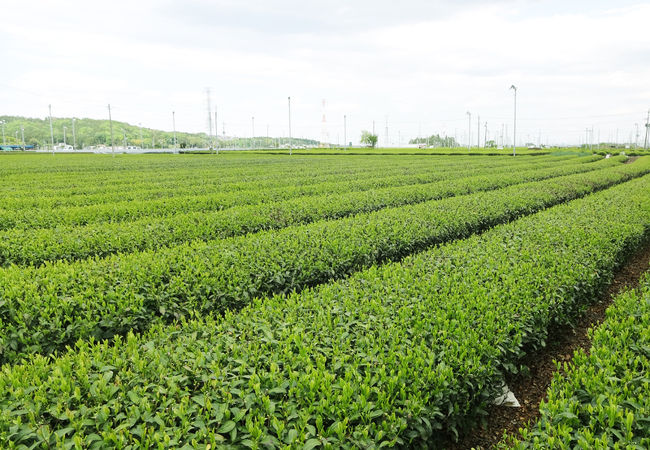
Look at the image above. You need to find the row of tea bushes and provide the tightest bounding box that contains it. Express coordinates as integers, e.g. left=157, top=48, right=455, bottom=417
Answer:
left=0, top=160, right=645, bottom=365
left=0, top=156, right=624, bottom=265
left=0, top=155, right=596, bottom=230
left=1, top=170, right=649, bottom=448
left=511, top=275, right=650, bottom=449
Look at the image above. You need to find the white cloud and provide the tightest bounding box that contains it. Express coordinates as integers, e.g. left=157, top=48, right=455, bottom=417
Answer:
left=1, top=0, right=648, bottom=145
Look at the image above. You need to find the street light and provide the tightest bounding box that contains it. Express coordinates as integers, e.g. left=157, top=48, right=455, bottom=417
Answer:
left=510, top=85, right=517, bottom=156
left=484, top=122, right=488, bottom=149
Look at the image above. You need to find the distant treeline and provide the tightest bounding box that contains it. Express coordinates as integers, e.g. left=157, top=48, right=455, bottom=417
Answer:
left=409, top=134, right=459, bottom=147
left=0, top=116, right=318, bottom=149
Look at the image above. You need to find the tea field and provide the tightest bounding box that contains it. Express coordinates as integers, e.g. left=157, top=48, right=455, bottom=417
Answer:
left=0, top=152, right=649, bottom=448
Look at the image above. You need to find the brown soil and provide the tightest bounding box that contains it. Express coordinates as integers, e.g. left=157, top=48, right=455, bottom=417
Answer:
left=624, top=156, right=640, bottom=164
left=450, top=240, right=650, bottom=450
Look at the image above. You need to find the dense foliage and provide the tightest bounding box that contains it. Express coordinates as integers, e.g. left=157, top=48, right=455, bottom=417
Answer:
left=409, top=134, right=459, bottom=147
left=0, top=155, right=621, bottom=266
left=0, top=158, right=646, bottom=365
left=512, top=276, right=650, bottom=449
left=0, top=153, right=649, bottom=448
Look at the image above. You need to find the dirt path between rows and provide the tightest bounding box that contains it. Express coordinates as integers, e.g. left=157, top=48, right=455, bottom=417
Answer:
left=450, top=239, right=650, bottom=449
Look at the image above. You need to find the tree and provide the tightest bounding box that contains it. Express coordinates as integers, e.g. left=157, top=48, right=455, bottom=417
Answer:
left=409, top=134, right=459, bottom=148
left=360, top=130, right=378, bottom=148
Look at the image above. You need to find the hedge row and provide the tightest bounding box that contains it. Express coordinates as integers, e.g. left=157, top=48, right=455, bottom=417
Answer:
left=1, top=169, right=649, bottom=448
left=0, top=155, right=593, bottom=230
left=0, top=159, right=647, bottom=366
left=0, top=156, right=625, bottom=264
left=2, top=153, right=546, bottom=197
left=0, top=154, right=577, bottom=210
left=511, top=275, right=650, bottom=449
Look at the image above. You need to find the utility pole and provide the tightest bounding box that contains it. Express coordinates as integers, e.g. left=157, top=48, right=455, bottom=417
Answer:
left=477, top=115, right=480, bottom=149
left=644, top=109, right=650, bottom=151
left=288, top=96, right=292, bottom=156
left=72, top=118, right=76, bottom=150
left=172, top=111, right=177, bottom=154
left=20, top=125, right=25, bottom=151
left=122, top=129, right=127, bottom=150
left=343, top=114, right=347, bottom=148
left=251, top=116, right=255, bottom=149
left=585, top=128, right=589, bottom=150
left=510, top=85, right=517, bottom=156
left=205, top=88, right=213, bottom=150
left=484, top=122, right=488, bottom=148
left=63, top=126, right=67, bottom=146
left=501, top=123, right=504, bottom=148
left=139, top=123, right=143, bottom=149
left=0, top=120, right=5, bottom=146
left=108, top=104, right=115, bottom=156
left=215, top=111, right=219, bottom=153
left=466, top=111, right=471, bottom=151
left=49, top=104, right=54, bottom=154
left=385, top=116, right=389, bottom=147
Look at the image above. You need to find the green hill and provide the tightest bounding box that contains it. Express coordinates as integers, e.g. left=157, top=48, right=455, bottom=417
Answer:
left=0, top=115, right=318, bottom=149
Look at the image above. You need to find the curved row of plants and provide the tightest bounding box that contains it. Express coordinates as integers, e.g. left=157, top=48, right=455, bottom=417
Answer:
left=1, top=169, right=649, bottom=448
left=0, top=154, right=579, bottom=210
left=0, top=153, right=528, bottom=192
left=0, top=153, right=359, bottom=181
left=0, top=154, right=433, bottom=197
left=0, top=156, right=621, bottom=234
left=0, top=159, right=648, bottom=366
left=0, top=154, right=583, bottom=207
left=0, top=156, right=629, bottom=266
left=511, top=275, right=650, bottom=449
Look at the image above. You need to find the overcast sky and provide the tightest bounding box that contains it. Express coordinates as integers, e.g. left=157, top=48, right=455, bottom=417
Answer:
left=1, top=0, right=649, bottom=146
